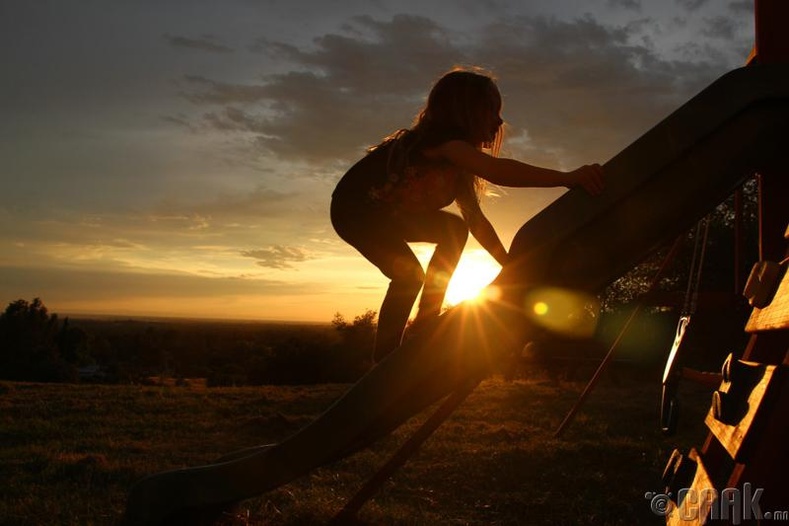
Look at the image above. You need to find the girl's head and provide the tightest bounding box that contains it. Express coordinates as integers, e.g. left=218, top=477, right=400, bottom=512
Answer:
left=417, top=68, right=503, bottom=153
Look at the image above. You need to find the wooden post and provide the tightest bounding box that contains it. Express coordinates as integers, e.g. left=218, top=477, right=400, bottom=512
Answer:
left=733, top=188, right=743, bottom=295
left=757, top=172, right=789, bottom=263
left=752, top=0, right=789, bottom=65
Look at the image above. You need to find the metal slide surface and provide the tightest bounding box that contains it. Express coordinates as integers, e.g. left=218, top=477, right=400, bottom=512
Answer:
left=122, top=64, right=789, bottom=525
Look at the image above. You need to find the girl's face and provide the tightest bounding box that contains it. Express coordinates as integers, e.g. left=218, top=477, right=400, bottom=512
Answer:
left=479, top=88, right=503, bottom=145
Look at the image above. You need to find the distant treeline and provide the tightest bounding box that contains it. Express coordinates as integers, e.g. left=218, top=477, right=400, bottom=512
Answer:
left=0, top=292, right=752, bottom=388
left=0, top=298, right=376, bottom=386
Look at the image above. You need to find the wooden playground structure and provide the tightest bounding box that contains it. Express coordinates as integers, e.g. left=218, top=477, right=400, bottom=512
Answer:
left=659, top=1, right=789, bottom=523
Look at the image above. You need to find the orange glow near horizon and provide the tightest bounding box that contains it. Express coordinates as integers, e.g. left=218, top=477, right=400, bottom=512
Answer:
left=25, top=247, right=505, bottom=323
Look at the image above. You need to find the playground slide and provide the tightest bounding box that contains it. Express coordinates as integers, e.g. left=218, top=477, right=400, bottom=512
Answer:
left=122, top=64, right=789, bottom=525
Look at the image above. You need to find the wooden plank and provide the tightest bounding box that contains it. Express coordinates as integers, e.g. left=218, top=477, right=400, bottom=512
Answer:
left=746, top=265, right=789, bottom=331
left=704, top=360, right=782, bottom=461
left=666, top=449, right=716, bottom=526
left=754, top=0, right=789, bottom=65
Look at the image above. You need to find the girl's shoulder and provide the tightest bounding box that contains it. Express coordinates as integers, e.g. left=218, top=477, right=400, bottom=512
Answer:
left=399, top=128, right=470, bottom=164
left=413, top=126, right=468, bottom=148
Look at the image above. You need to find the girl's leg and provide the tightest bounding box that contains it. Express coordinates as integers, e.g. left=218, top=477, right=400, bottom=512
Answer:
left=331, top=206, right=425, bottom=362
left=373, top=256, right=423, bottom=362
left=403, top=211, right=469, bottom=322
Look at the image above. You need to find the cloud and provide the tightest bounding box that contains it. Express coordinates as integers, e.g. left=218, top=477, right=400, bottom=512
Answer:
left=675, top=0, right=710, bottom=12
left=467, top=14, right=731, bottom=165
left=146, top=184, right=332, bottom=246
left=179, top=14, right=463, bottom=162
left=253, top=14, right=459, bottom=96
left=0, top=265, right=299, bottom=303
left=241, top=246, right=310, bottom=269
left=179, top=75, right=270, bottom=104
left=701, top=16, right=738, bottom=40
left=160, top=113, right=195, bottom=130
left=0, top=182, right=328, bottom=277
left=163, top=34, right=235, bottom=54
left=607, top=0, right=641, bottom=11
left=173, top=11, right=741, bottom=169
left=153, top=186, right=304, bottom=222
left=727, top=1, right=752, bottom=15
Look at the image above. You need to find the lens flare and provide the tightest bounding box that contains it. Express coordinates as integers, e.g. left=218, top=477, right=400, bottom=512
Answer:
left=533, top=302, right=549, bottom=316
left=523, top=287, right=600, bottom=338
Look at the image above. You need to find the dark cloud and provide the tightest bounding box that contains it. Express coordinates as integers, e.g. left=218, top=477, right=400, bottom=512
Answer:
left=255, top=14, right=458, bottom=96
left=180, top=14, right=463, bottom=162
left=241, top=245, right=310, bottom=269
left=701, top=16, right=738, bottom=40
left=163, top=34, right=235, bottom=54
left=606, top=0, right=641, bottom=11
left=727, top=1, right=753, bottom=15
left=201, top=107, right=268, bottom=133
left=160, top=114, right=195, bottom=130
left=175, top=12, right=734, bottom=168
left=179, top=75, right=270, bottom=104
left=468, top=14, right=727, bottom=164
left=675, top=0, right=710, bottom=12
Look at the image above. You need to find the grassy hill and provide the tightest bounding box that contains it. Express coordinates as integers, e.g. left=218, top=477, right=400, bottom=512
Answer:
left=0, top=374, right=711, bottom=525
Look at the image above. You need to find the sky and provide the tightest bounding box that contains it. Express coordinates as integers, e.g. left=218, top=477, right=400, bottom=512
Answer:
left=1, top=0, right=755, bottom=322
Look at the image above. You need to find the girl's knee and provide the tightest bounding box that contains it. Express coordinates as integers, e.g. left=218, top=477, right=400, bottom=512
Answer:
left=390, top=256, right=425, bottom=290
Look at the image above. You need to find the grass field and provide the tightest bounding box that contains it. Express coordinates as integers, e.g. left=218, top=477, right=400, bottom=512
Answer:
left=0, top=370, right=713, bottom=525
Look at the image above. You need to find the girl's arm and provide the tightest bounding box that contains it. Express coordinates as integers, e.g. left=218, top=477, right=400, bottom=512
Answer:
left=429, top=140, right=605, bottom=195
left=456, top=188, right=509, bottom=267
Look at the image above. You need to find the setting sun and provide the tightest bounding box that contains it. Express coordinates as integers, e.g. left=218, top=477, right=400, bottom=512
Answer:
left=443, top=250, right=502, bottom=306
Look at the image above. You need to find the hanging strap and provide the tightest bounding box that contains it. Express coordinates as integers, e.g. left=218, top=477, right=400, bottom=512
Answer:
left=683, top=217, right=711, bottom=315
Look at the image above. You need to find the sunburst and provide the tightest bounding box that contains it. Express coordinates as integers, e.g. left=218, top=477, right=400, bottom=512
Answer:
left=444, top=250, right=502, bottom=306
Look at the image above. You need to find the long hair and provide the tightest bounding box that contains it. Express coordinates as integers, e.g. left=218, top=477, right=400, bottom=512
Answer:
left=372, top=67, right=504, bottom=202
left=416, top=68, right=503, bottom=154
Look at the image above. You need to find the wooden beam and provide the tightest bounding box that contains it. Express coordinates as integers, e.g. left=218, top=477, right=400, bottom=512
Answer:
left=753, top=0, right=789, bottom=65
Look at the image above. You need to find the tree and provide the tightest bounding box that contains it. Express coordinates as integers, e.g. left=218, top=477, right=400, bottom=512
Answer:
left=57, top=317, right=92, bottom=366
left=330, top=309, right=377, bottom=381
left=601, top=179, right=759, bottom=312
left=0, top=298, right=78, bottom=382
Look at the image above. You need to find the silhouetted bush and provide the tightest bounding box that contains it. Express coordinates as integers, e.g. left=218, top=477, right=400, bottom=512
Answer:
left=0, top=298, right=85, bottom=382
left=329, top=309, right=376, bottom=381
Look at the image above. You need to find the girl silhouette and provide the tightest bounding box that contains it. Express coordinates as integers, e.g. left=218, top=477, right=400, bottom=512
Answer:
left=331, top=68, right=604, bottom=362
